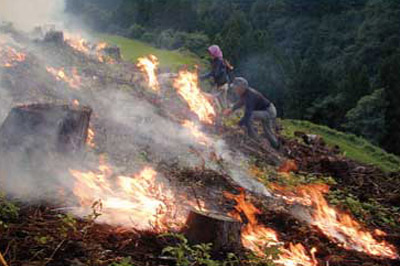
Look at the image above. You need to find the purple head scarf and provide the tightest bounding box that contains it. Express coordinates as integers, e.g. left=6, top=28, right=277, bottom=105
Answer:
left=208, top=45, right=223, bottom=59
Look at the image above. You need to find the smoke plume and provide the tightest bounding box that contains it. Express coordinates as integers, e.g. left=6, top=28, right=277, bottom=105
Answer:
left=0, top=0, right=65, bottom=31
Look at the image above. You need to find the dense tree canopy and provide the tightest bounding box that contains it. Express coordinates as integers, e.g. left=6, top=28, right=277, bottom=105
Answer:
left=65, top=0, right=400, bottom=154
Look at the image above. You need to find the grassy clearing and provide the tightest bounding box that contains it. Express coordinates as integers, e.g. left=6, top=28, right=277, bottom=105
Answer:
left=281, top=119, right=400, bottom=172
left=94, top=33, right=200, bottom=70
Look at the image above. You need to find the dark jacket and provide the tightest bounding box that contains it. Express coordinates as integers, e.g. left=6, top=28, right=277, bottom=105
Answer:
left=201, top=57, right=228, bottom=86
left=232, top=87, right=271, bottom=128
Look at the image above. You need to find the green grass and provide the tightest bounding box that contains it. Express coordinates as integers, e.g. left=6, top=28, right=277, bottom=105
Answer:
left=281, top=119, right=400, bottom=172
left=95, top=33, right=200, bottom=69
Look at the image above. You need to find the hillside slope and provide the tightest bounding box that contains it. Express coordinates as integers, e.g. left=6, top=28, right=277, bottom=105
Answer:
left=281, top=119, right=400, bottom=173
left=0, top=27, right=399, bottom=266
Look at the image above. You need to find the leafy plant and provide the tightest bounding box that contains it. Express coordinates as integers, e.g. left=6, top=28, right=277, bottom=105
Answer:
left=109, top=257, right=134, bottom=266
left=34, top=235, right=54, bottom=245
left=57, top=213, right=78, bottom=237
left=160, top=233, right=239, bottom=266
left=328, top=189, right=400, bottom=228
left=0, top=193, right=19, bottom=228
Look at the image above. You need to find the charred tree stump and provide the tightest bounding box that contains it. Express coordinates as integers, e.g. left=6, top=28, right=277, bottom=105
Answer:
left=0, top=103, right=92, bottom=197
left=0, top=103, right=92, bottom=154
left=43, top=31, right=65, bottom=44
left=104, top=46, right=121, bottom=61
left=183, top=210, right=242, bottom=254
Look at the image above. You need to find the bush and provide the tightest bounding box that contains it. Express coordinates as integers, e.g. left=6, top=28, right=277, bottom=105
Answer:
left=128, top=24, right=145, bottom=39
left=156, top=29, right=184, bottom=50
left=140, top=32, right=157, bottom=44
left=183, top=32, right=209, bottom=56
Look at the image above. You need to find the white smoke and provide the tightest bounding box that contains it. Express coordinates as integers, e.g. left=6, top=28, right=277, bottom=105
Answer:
left=0, top=0, right=65, bottom=31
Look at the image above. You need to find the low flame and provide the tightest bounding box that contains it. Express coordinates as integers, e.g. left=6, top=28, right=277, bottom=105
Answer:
left=137, top=55, right=160, bottom=92
left=46, top=67, right=81, bottom=89
left=65, top=34, right=113, bottom=63
left=173, top=70, right=216, bottom=124
left=225, top=190, right=318, bottom=266
left=69, top=159, right=186, bottom=232
left=182, top=120, right=211, bottom=146
left=72, top=99, right=80, bottom=106
left=65, top=34, right=90, bottom=55
left=95, top=42, right=115, bottom=63
left=271, top=183, right=398, bottom=259
left=86, top=126, right=96, bottom=148
left=0, top=46, right=26, bottom=67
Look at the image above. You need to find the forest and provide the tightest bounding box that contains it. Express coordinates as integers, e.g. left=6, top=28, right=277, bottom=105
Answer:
left=65, top=0, right=400, bottom=155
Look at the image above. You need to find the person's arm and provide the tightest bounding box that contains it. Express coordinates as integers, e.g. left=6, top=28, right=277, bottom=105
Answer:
left=200, top=59, right=218, bottom=80
left=200, top=71, right=212, bottom=80
left=231, top=97, right=245, bottom=112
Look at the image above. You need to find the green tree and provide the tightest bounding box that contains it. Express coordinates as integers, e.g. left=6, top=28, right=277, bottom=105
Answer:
left=343, top=88, right=388, bottom=144
left=380, top=53, right=400, bottom=154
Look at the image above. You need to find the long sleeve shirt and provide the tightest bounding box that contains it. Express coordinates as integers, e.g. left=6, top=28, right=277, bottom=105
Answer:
left=232, top=88, right=271, bottom=128
left=200, top=58, right=228, bottom=86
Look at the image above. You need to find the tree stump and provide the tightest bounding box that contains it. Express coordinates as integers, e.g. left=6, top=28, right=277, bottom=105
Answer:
left=43, top=30, right=65, bottom=44
left=103, top=46, right=122, bottom=61
left=183, top=209, right=242, bottom=254
left=0, top=103, right=92, bottom=154
left=0, top=103, right=92, bottom=198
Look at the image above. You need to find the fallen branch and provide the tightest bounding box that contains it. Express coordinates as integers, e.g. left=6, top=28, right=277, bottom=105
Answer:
left=0, top=251, right=8, bottom=266
left=44, top=239, right=66, bottom=266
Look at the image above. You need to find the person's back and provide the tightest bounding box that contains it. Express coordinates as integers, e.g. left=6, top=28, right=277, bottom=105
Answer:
left=242, top=87, right=271, bottom=112
left=211, top=57, right=228, bottom=87
left=226, top=77, right=280, bottom=149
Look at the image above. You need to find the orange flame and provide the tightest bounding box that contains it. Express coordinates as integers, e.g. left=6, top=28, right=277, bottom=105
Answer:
left=225, top=190, right=318, bottom=266
left=65, top=34, right=113, bottom=63
left=95, top=42, right=115, bottom=63
left=69, top=159, right=186, bottom=232
left=87, top=126, right=96, bottom=148
left=65, top=34, right=90, bottom=54
left=271, top=183, right=398, bottom=259
left=46, top=67, right=81, bottom=89
left=0, top=46, right=26, bottom=67
left=173, top=70, right=216, bottom=124
left=72, top=99, right=80, bottom=106
left=182, top=120, right=211, bottom=146
left=137, top=55, right=160, bottom=92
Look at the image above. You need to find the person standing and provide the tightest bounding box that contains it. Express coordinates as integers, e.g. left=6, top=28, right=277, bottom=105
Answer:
left=223, top=77, right=280, bottom=149
left=200, top=45, right=232, bottom=110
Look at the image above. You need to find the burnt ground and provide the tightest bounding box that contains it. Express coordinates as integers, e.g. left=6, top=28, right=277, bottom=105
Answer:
left=0, top=28, right=399, bottom=265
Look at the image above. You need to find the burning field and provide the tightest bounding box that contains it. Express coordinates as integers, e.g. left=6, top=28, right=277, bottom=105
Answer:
left=0, top=23, right=399, bottom=266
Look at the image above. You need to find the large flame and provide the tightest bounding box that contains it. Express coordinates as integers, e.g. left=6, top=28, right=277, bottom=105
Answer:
left=0, top=46, right=26, bottom=67
left=271, top=183, right=398, bottom=259
left=46, top=66, right=81, bottom=89
left=69, top=158, right=186, bottom=232
left=225, top=190, right=318, bottom=266
left=173, top=70, right=216, bottom=124
left=136, top=55, right=160, bottom=92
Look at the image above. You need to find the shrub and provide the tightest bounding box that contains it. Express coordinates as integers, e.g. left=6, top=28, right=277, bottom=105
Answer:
left=183, top=32, right=209, bottom=56
left=156, top=29, right=184, bottom=49
left=141, top=32, right=157, bottom=44
left=128, top=24, right=145, bottom=39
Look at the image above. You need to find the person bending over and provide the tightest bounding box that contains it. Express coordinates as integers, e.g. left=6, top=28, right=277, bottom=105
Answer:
left=223, top=77, right=279, bottom=149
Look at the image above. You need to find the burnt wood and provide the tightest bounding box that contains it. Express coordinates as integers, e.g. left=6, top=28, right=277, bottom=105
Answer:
left=0, top=103, right=92, bottom=154
left=183, top=209, right=242, bottom=254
